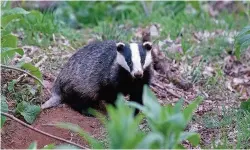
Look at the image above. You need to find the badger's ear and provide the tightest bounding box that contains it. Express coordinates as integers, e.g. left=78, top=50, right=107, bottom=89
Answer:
left=143, top=41, right=152, bottom=51
left=116, top=42, right=125, bottom=52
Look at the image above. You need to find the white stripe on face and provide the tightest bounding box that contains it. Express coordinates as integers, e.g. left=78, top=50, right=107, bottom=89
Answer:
left=116, top=51, right=130, bottom=72
left=143, top=50, right=152, bottom=69
left=130, top=43, right=143, bottom=76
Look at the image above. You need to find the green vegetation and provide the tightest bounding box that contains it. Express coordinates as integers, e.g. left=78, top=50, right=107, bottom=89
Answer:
left=1, top=6, right=43, bottom=124
left=202, top=104, right=250, bottom=149
left=30, top=86, right=203, bottom=149
left=234, top=26, right=250, bottom=59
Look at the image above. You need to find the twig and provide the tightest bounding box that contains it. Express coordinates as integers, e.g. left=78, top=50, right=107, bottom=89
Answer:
left=35, top=55, right=48, bottom=68
left=1, top=64, right=51, bottom=95
left=151, top=82, right=190, bottom=104
left=16, top=74, right=27, bottom=83
left=1, top=64, right=43, bottom=86
left=154, top=77, right=184, bottom=92
left=1, top=112, right=88, bottom=149
left=151, top=83, right=181, bottom=99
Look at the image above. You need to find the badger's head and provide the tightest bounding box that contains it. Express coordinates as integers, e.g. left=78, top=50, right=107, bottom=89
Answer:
left=115, top=41, right=153, bottom=78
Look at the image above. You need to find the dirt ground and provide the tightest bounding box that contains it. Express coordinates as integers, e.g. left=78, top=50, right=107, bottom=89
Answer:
left=1, top=105, right=103, bottom=149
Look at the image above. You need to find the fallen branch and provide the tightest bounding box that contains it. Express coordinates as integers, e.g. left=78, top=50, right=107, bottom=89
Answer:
left=1, top=64, right=51, bottom=95
left=1, top=64, right=43, bottom=86
left=151, top=82, right=181, bottom=99
left=151, top=82, right=190, bottom=104
left=154, top=72, right=192, bottom=91
left=1, top=112, right=88, bottom=149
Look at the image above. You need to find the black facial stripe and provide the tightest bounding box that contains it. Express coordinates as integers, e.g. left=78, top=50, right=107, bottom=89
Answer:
left=119, top=44, right=133, bottom=71
left=138, top=44, right=146, bottom=66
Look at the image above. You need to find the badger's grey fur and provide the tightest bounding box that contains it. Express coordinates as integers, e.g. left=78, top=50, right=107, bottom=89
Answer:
left=41, top=40, right=153, bottom=115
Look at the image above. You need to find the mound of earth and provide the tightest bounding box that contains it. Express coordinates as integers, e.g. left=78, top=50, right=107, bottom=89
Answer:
left=1, top=105, right=103, bottom=149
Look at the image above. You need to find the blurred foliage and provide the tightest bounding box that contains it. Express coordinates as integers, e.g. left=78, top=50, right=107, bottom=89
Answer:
left=93, top=22, right=132, bottom=41
left=54, top=1, right=144, bottom=28
left=0, top=95, right=9, bottom=128
left=234, top=26, right=250, bottom=59
left=2, top=1, right=249, bottom=45
left=6, top=9, right=59, bottom=47
left=54, top=86, right=202, bottom=149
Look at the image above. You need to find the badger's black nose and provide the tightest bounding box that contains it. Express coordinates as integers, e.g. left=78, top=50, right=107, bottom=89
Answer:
left=134, top=71, right=143, bottom=78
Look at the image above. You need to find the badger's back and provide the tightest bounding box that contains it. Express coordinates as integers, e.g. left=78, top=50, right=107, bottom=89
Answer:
left=42, top=40, right=153, bottom=114
left=52, top=41, right=119, bottom=109
left=58, top=40, right=117, bottom=83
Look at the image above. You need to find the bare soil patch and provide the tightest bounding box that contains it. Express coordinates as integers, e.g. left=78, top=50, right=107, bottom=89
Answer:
left=1, top=105, right=103, bottom=149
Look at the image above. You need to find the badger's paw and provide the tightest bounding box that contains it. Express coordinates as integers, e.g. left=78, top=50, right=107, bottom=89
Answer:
left=41, top=95, right=61, bottom=109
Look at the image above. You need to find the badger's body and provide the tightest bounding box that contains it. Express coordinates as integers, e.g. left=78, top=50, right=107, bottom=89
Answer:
left=42, top=40, right=153, bottom=114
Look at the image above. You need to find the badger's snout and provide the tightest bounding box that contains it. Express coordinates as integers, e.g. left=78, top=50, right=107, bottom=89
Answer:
left=133, top=70, right=143, bottom=78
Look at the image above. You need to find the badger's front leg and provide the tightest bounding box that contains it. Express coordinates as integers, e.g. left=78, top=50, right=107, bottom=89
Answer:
left=129, top=84, right=144, bottom=115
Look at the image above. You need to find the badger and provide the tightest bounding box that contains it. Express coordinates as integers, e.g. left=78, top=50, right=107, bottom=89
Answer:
left=41, top=40, right=153, bottom=115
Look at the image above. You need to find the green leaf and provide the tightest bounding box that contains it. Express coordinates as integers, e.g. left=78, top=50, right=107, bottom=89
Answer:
left=1, top=95, right=9, bottom=113
left=183, top=96, right=203, bottom=123
left=1, top=7, right=29, bottom=28
left=237, top=34, right=250, bottom=45
left=56, top=122, right=103, bottom=149
left=142, top=85, right=161, bottom=119
left=1, top=116, right=6, bottom=128
left=236, top=26, right=250, bottom=38
left=176, top=144, right=185, bottom=149
left=234, top=26, right=250, bottom=59
left=16, top=101, right=41, bottom=124
left=128, top=101, right=148, bottom=113
left=179, top=132, right=200, bottom=146
left=1, top=34, right=18, bottom=48
left=240, top=99, right=250, bottom=112
left=167, top=113, right=186, bottom=129
left=173, top=98, right=184, bottom=113
left=28, top=141, right=37, bottom=150
left=0, top=47, right=24, bottom=64
left=241, top=39, right=250, bottom=49
left=188, top=1, right=201, bottom=11
left=42, top=143, right=55, bottom=149
left=136, top=132, right=164, bottom=149
left=2, top=7, right=29, bottom=16
left=0, top=95, right=8, bottom=128
left=106, top=96, right=144, bottom=149
left=234, top=44, right=241, bottom=60
left=54, top=144, right=79, bottom=149
left=21, top=63, right=43, bottom=81
left=7, top=79, right=17, bottom=92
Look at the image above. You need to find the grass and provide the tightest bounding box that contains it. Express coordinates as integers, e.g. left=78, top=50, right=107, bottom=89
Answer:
left=202, top=108, right=250, bottom=149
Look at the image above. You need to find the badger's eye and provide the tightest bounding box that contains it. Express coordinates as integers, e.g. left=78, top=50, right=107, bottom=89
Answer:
left=143, top=41, right=152, bottom=51
left=116, top=42, right=125, bottom=52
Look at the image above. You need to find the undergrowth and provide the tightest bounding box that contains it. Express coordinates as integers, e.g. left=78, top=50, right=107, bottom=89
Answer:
left=30, top=86, right=203, bottom=149
left=202, top=106, right=250, bottom=149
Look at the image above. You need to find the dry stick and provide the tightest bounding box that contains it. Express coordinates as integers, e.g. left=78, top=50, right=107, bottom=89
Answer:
left=1, top=112, right=88, bottom=149
left=151, top=82, right=181, bottom=99
left=1, top=64, right=51, bottom=95
left=35, top=55, right=48, bottom=68
left=151, top=82, right=190, bottom=104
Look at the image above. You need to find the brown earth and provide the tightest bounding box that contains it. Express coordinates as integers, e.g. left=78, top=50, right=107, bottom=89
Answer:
left=1, top=105, right=104, bottom=149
